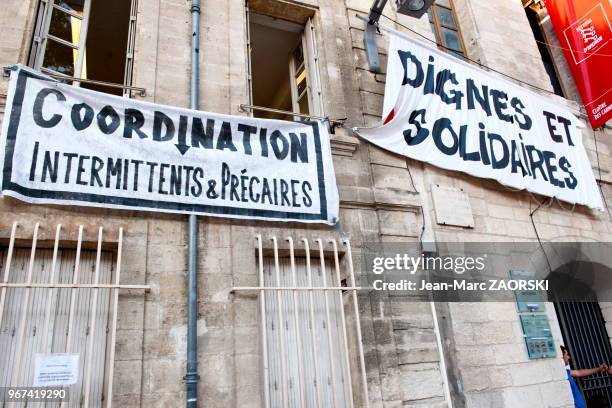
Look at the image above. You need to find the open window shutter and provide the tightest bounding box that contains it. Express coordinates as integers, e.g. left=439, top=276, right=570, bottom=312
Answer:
left=302, top=18, right=323, bottom=117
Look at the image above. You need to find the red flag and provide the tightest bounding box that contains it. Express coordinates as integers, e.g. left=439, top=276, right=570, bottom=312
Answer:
left=545, top=0, right=612, bottom=128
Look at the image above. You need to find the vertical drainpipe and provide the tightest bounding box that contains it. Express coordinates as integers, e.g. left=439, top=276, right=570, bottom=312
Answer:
left=185, top=0, right=201, bottom=407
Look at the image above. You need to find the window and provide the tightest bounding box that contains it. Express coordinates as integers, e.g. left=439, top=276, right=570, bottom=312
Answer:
left=262, top=256, right=352, bottom=407
left=0, top=246, right=114, bottom=400
left=247, top=11, right=322, bottom=120
left=28, top=0, right=137, bottom=96
left=524, top=4, right=565, bottom=96
left=245, top=235, right=369, bottom=407
left=0, top=223, right=149, bottom=406
left=428, top=0, right=467, bottom=60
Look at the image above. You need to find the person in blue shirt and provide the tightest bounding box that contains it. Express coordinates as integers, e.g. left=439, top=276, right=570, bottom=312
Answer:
left=561, top=345, right=608, bottom=408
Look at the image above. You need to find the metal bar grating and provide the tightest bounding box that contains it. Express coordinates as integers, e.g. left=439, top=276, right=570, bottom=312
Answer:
left=556, top=301, right=612, bottom=407
left=233, top=235, right=369, bottom=408
left=0, top=222, right=149, bottom=407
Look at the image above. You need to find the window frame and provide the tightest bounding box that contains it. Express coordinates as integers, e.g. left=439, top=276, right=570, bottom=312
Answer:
left=28, top=0, right=138, bottom=97
left=428, top=0, right=468, bottom=59
left=289, top=38, right=310, bottom=120
left=31, top=0, right=92, bottom=80
left=246, top=9, right=323, bottom=120
left=0, top=223, right=149, bottom=407
left=246, top=235, right=370, bottom=408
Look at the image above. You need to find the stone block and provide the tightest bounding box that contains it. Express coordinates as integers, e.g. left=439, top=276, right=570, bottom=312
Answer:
left=350, top=27, right=388, bottom=54
left=492, top=343, right=529, bottom=365
left=235, top=384, right=262, bottom=408
left=502, top=385, right=543, bottom=407
left=390, top=301, right=434, bottom=329
left=345, top=0, right=373, bottom=13
left=549, top=359, right=568, bottom=382
left=140, top=393, right=187, bottom=408
left=200, top=354, right=234, bottom=391
left=464, top=390, right=504, bottom=408
left=146, top=327, right=179, bottom=361
left=399, top=363, right=444, bottom=401
left=487, top=365, right=514, bottom=388
left=485, top=302, right=518, bottom=321
left=394, top=328, right=439, bottom=364
left=402, top=398, right=448, bottom=408
left=449, top=303, right=490, bottom=323
left=354, top=50, right=388, bottom=75
left=234, top=297, right=258, bottom=327
left=116, top=329, right=145, bottom=360
left=487, top=204, right=515, bottom=220
left=461, top=366, right=490, bottom=391
left=111, top=394, right=141, bottom=408
left=538, top=380, right=574, bottom=407
left=369, top=146, right=407, bottom=169
left=476, top=217, right=506, bottom=235
left=452, top=322, right=475, bottom=346
left=114, top=359, right=143, bottom=396
left=360, top=90, right=384, bottom=116
left=509, top=361, right=553, bottom=386
left=144, top=359, right=184, bottom=394
left=456, top=345, right=495, bottom=367
left=377, top=210, right=420, bottom=237
left=472, top=321, right=516, bottom=345
left=504, top=220, right=536, bottom=238
left=147, top=244, right=187, bottom=274
left=117, top=298, right=145, bottom=330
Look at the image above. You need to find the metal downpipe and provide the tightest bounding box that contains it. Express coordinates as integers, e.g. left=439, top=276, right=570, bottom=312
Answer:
left=185, top=0, right=201, bottom=406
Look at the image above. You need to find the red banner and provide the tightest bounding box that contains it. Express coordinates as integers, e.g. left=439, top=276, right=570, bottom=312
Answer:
left=545, top=0, right=612, bottom=128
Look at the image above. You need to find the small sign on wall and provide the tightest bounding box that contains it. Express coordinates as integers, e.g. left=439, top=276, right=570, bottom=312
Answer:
left=510, top=270, right=555, bottom=359
left=33, top=354, right=79, bottom=387
left=431, top=184, right=474, bottom=228
left=520, top=315, right=556, bottom=359
left=511, top=270, right=546, bottom=313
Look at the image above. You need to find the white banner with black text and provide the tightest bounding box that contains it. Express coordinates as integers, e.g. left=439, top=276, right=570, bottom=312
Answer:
left=0, top=65, right=339, bottom=224
left=354, top=34, right=603, bottom=209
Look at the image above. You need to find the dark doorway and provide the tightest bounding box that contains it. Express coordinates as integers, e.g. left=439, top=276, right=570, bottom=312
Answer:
left=556, top=301, right=612, bottom=407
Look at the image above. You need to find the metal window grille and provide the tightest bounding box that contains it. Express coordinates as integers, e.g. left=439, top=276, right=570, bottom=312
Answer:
left=233, top=236, right=369, bottom=408
left=556, top=301, right=612, bottom=407
left=0, top=222, right=149, bottom=407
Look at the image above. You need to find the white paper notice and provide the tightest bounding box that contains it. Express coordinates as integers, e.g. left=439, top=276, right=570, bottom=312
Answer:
left=33, top=354, right=79, bottom=386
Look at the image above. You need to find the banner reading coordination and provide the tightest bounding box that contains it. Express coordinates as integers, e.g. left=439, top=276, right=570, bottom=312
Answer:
left=354, top=35, right=603, bottom=209
left=0, top=66, right=339, bottom=224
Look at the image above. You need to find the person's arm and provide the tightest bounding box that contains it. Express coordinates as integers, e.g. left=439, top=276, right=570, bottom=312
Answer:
left=570, top=365, right=607, bottom=378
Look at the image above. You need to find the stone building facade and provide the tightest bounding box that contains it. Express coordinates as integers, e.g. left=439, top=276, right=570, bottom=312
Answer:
left=0, top=0, right=611, bottom=407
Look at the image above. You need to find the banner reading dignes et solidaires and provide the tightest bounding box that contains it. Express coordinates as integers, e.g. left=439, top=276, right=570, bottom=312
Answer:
left=355, top=35, right=603, bottom=209
left=0, top=66, right=339, bottom=224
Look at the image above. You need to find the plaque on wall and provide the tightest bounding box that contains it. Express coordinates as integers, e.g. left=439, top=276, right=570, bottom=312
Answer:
left=520, top=315, right=556, bottom=359
left=431, top=185, right=474, bottom=228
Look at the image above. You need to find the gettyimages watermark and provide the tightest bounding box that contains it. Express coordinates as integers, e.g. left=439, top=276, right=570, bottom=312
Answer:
left=362, top=241, right=612, bottom=302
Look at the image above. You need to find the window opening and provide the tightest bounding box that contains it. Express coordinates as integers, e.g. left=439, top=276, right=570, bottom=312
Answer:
left=29, top=0, right=137, bottom=96
left=428, top=0, right=467, bottom=60
left=524, top=5, right=565, bottom=97
left=247, top=12, right=322, bottom=120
